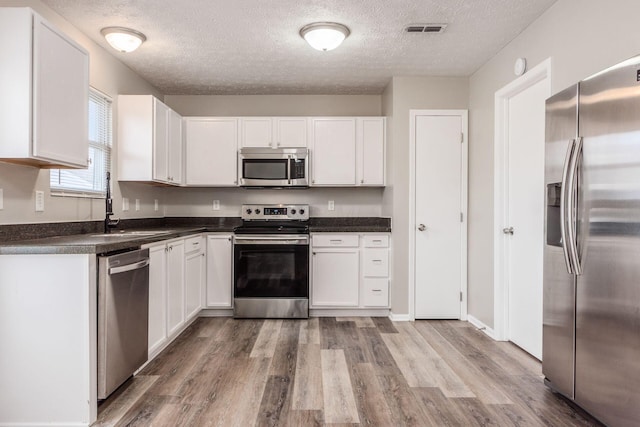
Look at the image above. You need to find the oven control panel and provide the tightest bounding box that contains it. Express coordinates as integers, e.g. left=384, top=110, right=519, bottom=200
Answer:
left=241, top=204, right=309, bottom=221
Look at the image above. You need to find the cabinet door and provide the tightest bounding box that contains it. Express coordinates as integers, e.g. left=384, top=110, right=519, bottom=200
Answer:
left=206, top=235, right=233, bottom=307
left=275, top=117, right=307, bottom=147
left=311, top=249, right=359, bottom=307
left=166, top=240, right=185, bottom=336
left=185, top=250, right=204, bottom=320
left=357, top=118, right=385, bottom=186
left=311, top=118, right=356, bottom=185
left=168, top=109, right=183, bottom=185
left=241, top=118, right=272, bottom=148
left=147, top=244, right=167, bottom=356
left=32, top=14, right=89, bottom=167
left=153, top=100, right=170, bottom=183
left=185, top=118, right=238, bottom=186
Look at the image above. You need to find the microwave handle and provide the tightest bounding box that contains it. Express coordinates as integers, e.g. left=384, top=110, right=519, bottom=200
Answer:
left=287, top=155, right=292, bottom=185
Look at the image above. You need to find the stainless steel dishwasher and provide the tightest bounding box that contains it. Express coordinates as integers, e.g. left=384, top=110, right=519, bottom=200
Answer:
left=97, top=248, right=150, bottom=399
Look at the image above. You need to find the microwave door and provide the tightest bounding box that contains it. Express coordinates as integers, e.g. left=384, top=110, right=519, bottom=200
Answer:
left=241, top=158, right=290, bottom=187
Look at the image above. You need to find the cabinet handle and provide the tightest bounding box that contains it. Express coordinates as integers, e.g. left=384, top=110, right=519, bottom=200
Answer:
left=373, top=239, right=382, bottom=243
left=193, top=242, right=200, bottom=246
left=372, top=259, right=383, bottom=264
left=372, top=289, right=382, bottom=292
left=228, top=237, right=232, bottom=241
left=313, top=252, right=316, bottom=255
left=330, top=240, right=342, bottom=244
left=202, top=253, right=205, bottom=257
left=361, top=179, right=364, bottom=184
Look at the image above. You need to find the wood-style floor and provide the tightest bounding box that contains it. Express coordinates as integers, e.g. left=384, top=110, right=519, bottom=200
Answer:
left=94, top=317, right=601, bottom=426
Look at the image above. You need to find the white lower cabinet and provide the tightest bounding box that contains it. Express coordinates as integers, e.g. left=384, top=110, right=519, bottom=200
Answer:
left=185, top=236, right=205, bottom=320
left=206, top=234, right=233, bottom=308
left=147, top=244, right=168, bottom=356
left=144, top=237, right=190, bottom=358
left=311, top=233, right=390, bottom=309
left=312, top=248, right=360, bottom=307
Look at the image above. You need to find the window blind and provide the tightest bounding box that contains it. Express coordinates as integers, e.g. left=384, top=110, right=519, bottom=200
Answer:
left=50, top=88, right=112, bottom=197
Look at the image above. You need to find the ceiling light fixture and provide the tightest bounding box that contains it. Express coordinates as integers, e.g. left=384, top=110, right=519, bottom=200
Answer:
left=300, top=22, right=350, bottom=51
left=100, top=27, right=146, bottom=53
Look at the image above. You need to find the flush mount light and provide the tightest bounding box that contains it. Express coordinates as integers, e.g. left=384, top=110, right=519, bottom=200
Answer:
left=300, top=22, right=350, bottom=51
left=100, top=27, right=146, bottom=53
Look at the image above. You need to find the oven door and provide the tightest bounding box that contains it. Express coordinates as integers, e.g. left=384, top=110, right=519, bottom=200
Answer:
left=233, top=235, right=309, bottom=318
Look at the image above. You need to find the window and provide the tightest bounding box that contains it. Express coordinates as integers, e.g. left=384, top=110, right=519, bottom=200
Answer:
left=50, top=88, right=112, bottom=197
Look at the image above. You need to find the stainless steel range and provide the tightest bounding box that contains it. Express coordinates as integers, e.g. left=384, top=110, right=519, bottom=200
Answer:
left=233, top=204, right=309, bottom=318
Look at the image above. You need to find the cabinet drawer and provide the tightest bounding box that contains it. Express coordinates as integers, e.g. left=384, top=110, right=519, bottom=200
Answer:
left=312, top=234, right=359, bottom=248
left=363, top=248, right=388, bottom=277
left=362, top=278, right=389, bottom=307
left=184, top=236, right=203, bottom=253
left=363, top=235, right=389, bottom=248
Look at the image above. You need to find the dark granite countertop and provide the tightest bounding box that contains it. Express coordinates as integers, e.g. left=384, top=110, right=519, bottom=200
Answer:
left=308, top=217, right=391, bottom=233
left=0, top=216, right=390, bottom=255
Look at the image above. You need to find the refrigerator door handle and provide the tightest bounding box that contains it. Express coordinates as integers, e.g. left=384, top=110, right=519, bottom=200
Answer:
left=567, top=136, right=583, bottom=275
left=560, top=138, right=577, bottom=274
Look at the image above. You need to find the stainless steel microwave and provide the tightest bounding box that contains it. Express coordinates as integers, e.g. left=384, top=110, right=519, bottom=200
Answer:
left=238, top=147, right=309, bottom=188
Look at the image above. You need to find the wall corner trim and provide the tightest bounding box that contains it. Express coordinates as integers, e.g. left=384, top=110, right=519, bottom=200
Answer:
left=467, top=315, right=499, bottom=341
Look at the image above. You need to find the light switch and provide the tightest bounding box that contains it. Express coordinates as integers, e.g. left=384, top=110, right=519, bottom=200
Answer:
left=35, top=191, right=44, bottom=212
left=122, top=197, right=129, bottom=211
left=0, top=188, right=3, bottom=210
left=328, top=200, right=335, bottom=211
left=135, top=199, right=140, bottom=211
left=154, top=199, right=159, bottom=211
left=213, top=200, right=220, bottom=211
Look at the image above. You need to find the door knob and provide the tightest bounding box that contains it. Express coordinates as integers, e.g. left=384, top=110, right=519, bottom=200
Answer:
left=418, top=224, right=426, bottom=232
left=503, top=227, right=514, bottom=235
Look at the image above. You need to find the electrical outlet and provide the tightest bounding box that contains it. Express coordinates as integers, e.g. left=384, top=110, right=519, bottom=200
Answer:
left=122, top=197, right=129, bottom=211
left=213, top=200, right=220, bottom=211
left=135, top=199, right=140, bottom=211
left=154, top=199, right=159, bottom=211
left=328, top=200, right=335, bottom=211
left=0, top=188, right=3, bottom=210
left=35, top=191, right=44, bottom=212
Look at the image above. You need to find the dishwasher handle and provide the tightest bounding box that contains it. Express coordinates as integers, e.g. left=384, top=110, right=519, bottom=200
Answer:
left=109, top=258, right=150, bottom=275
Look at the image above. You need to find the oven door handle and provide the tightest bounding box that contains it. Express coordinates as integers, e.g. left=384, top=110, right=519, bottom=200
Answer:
left=234, top=235, right=309, bottom=245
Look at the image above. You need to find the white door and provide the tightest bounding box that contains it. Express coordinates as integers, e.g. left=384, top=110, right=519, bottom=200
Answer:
left=241, top=118, right=272, bottom=148
left=185, top=250, right=204, bottom=320
left=311, top=249, right=360, bottom=307
left=206, top=235, right=233, bottom=307
left=414, top=114, right=465, bottom=319
left=275, top=117, right=307, bottom=147
left=167, top=109, right=183, bottom=184
left=152, top=99, right=169, bottom=183
left=147, top=244, right=167, bottom=356
left=166, top=240, right=185, bottom=336
left=505, top=78, right=548, bottom=360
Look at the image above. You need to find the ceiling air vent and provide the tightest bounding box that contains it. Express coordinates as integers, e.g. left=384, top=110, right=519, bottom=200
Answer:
left=405, top=24, right=447, bottom=34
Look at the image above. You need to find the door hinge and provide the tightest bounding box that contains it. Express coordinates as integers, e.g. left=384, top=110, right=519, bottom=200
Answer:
left=460, top=291, right=463, bottom=302
left=460, top=212, right=463, bottom=222
left=460, top=132, right=464, bottom=143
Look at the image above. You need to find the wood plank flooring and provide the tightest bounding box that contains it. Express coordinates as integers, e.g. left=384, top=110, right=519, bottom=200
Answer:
left=95, top=318, right=602, bottom=426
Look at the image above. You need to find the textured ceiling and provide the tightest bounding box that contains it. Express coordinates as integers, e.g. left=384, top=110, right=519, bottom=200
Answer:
left=41, top=0, right=557, bottom=95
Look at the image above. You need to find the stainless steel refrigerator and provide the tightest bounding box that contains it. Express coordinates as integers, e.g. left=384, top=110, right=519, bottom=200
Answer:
left=543, top=56, right=640, bottom=426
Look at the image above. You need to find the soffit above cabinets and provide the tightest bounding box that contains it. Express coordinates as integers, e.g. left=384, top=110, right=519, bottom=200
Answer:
left=41, top=0, right=557, bottom=95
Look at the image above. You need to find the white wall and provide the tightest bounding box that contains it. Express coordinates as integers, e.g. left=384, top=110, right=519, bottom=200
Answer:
left=0, top=0, right=163, bottom=225
left=383, top=76, right=469, bottom=316
left=468, top=0, right=640, bottom=327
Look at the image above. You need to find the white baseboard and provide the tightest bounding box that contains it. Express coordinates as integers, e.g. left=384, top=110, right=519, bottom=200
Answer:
left=467, top=314, right=498, bottom=340
left=389, top=312, right=411, bottom=322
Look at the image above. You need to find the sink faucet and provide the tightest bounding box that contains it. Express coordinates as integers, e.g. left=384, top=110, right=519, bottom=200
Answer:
left=104, top=172, right=120, bottom=233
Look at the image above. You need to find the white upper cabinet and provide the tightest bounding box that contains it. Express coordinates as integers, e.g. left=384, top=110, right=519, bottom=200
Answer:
left=118, top=95, right=183, bottom=185
left=184, top=117, right=238, bottom=186
left=0, top=8, right=89, bottom=168
left=357, top=118, right=385, bottom=186
left=240, top=117, right=308, bottom=148
left=310, top=118, right=357, bottom=186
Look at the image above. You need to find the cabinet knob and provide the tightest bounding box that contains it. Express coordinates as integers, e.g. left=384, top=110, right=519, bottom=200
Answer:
left=361, top=179, right=364, bottom=184
left=418, top=224, right=427, bottom=232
